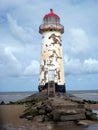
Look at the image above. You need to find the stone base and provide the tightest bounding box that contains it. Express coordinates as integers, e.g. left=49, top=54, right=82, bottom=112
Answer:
left=60, top=114, right=86, bottom=121
left=38, top=83, right=66, bottom=93
left=20, top=92, right=97, bottom=122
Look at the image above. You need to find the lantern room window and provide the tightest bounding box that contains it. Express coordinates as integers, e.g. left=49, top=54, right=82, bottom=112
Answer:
left=43, top=17, right=60, bottom=25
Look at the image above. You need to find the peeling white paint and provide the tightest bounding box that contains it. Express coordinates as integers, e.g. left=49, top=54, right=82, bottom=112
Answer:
left=39, top=31, right=65, bottom=86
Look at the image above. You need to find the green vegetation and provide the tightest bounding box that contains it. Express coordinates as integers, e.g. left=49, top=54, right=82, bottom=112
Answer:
left=83, top=99, right=97, bottom=104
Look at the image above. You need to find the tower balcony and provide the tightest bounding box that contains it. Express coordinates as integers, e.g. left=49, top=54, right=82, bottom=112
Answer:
left=39, top=23, right=64, bottom=34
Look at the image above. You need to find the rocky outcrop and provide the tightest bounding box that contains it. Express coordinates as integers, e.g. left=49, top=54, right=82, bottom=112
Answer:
left=20, top=92, right=97, bottom=122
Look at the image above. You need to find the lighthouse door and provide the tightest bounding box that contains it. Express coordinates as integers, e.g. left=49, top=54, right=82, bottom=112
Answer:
left=48, top=70, right=54, bottom=81
left=48, top=70, right=55, bottom=97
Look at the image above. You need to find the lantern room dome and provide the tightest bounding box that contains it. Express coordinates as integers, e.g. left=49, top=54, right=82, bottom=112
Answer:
left=44, top=9, right=59, bottom=19
left=39, top=9, right=64, bottom=34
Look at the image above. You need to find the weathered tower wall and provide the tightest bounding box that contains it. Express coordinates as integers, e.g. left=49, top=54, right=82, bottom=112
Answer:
left=38, top=9, right=66, bottom=93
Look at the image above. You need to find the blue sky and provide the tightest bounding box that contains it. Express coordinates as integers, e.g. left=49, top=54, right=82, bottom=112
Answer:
left=0, top=0, right=98, bottom=92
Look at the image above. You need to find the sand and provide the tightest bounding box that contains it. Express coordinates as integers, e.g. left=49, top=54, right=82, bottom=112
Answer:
left=0, top=105, right=48, bottom=130
left=90, top=103, right=98, bottom=110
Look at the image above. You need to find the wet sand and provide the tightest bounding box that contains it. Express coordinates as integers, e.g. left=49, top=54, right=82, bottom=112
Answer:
left=0, top=104, right=98, bottom=130
left=90, top=103, right=98, bottom=110
left=0, top=105, right=26, bottom=125
left=0, top=105, right=47, bottom=130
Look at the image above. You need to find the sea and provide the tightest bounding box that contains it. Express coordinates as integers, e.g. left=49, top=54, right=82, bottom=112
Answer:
left=0, top=90, right=98, bottom=130
left=0, top=91, right=35, bottom=104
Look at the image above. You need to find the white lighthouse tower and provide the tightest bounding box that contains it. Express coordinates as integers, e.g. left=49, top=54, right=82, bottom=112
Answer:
left=38, top=9, right=66, bottom=94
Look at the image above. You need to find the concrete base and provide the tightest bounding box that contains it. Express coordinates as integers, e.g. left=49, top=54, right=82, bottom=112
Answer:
left=38, top=83, right=66, bottom=93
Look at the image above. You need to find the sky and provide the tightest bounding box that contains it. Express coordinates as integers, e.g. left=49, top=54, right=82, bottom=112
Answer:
left=0, top=0, right=98, bottom=92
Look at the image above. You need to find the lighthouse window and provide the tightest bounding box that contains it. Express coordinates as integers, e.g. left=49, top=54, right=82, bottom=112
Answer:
left=56, top=18, right=60, bottom=23
left=44, top=18, right=47, bottom=23
left=51, top=17, right=56, bottom=22
left=50, top=17, right=57, bottom=24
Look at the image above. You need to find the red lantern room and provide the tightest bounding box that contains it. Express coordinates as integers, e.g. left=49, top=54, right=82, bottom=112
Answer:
left=39, top=9, right=64, bottom=34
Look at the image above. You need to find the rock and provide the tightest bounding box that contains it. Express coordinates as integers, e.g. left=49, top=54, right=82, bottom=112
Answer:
left=77, top=121, right=88, bottom=127
left=33, top=115, right=44, bottom=122
left=59, top=109, right=77, bottom=115
left=39, top=109, right=46, bottom=115
left=86, top=111, right=97, bottom=120
left=24, top=106, right=38, bottom=118
left=31, top=107, right=38, bottom=116
left=47, top=124, right=53, bottom=130
left=60, top=114, right=86, bottom=121
left=46, top=105, right=52, bottom=112
left=52, top=111, right=61, bottom=122
left=91, top=113, right=97, bottom=120
left=26, top=115, right=33, bottom=120
left=36, top=101, right=43, bottom=109
left=44, top=116, right=50, bottom=121
left=0, top=101, right=5, bottom=105
left=90, top=113, right=97, bottom=120
left=47, top=113, right=53, bottom=120
left=20, top=92, right=97, bottom=123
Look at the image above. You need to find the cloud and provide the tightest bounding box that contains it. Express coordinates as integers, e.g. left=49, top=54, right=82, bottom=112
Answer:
left=0, top=44, right=40, bottom=77
left=23, top=60, right=39, bottom=76
left=0, top=45, right=22, bottom=77
left=0, top=0, right=28, bottom=11
left=65, top=28, right=90, bottom=56
left=7, top=14, right=33, bottom=43
left=64, top=55, right=98, bottom=75
left=83, top=58, right=98, bottom=74
left=64, top=55, right=81, bottom=74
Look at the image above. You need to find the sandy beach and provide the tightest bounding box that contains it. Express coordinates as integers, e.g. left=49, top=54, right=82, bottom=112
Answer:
left=90, top=104, right=98, bottom=110
left=0, top=104, right=98, bottom=130
left=0, top=105, right=25, bottom=125
left=0, top=105, right=48, bottom=130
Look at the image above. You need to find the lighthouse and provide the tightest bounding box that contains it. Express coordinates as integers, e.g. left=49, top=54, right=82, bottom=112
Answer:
left=38, top=9, right=66, bottom=95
